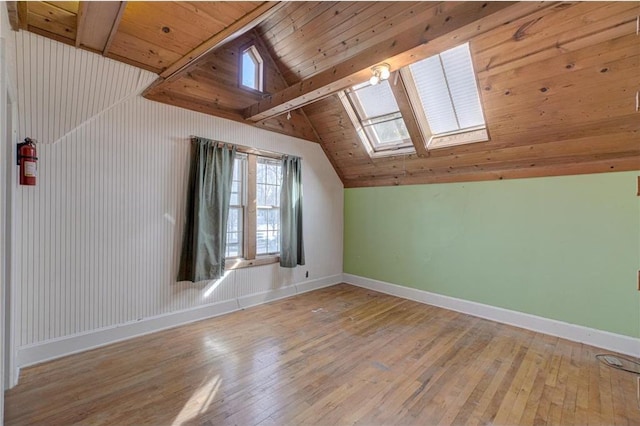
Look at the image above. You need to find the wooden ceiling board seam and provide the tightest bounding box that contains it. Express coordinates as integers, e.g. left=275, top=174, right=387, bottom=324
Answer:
left=185, top=1, right=262, bottom=24
left=342, top=151, right=640, bottom=182
left=45, top=1, right=79, bottom=14
left=478, top=19, right=637, bottom=79
left=280, top=2, right=432, bottom=82
left=341, top=157, right=640, bottom=188
left=26, top=25, right=75, bottom=46
left=268, top=1, right=401, bottom=66
left=278, top=2, right=431, bottom=82
left=163, top=78, right=262, bottom=110
left=332, top=132, right=639, bottom=174
left=474, top=3, right=638, bottom=74
left=147, top=90, right=244, bottom=121
left=103, top=51, right=163, bottom=75
left=117, top=11, right=215, bottom=57
left=482, top=69, right=638, bottom=109
left=257, top=1, right=335, bottom=44
left=107, top=30, right=184, bottom=72
left=26, top=4, right=76, bottom=40
left=478, top=33, right=638, bottom=92
left=470, top=2, right=572, bottom=55
left=473, top=1, right=631, bottom=58
left=176, top=1, right=247, bottom=29
left=484, top=115, right=639, bottom=143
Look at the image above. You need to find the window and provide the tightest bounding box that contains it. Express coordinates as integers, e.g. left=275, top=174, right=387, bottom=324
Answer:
left=240, top=45, right=264, bottom=92
left=225, top=152, right=282, bottom=266
left=256, top=157, right=281, bottom=255
left=339, top=80, right=415, bottom=157
left=401, top=42, right=488, bottom=149
left=225, top=154, right=246, bottom=258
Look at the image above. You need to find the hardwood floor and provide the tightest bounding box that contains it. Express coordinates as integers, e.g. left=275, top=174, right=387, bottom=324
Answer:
left=4, top=284, right=639, bottom=425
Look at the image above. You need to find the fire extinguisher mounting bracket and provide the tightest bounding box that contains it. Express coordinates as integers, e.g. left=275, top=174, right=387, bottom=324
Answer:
left=17, top=138, right=38, bottom=165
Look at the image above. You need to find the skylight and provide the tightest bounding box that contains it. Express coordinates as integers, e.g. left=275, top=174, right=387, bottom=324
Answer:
left=339, top=80, right=414, bottom=157
left=402, top=42, right=488, bottom=149
left=241, top=45, right=264, bottom=92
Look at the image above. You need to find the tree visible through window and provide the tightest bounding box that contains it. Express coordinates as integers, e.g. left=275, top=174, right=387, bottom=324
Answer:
left=256, top=157, right=281, bottom=255
left=225, top=152, right=282, bottom=262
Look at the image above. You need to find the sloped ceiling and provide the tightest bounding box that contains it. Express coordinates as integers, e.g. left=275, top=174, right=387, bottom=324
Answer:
left=7, top=1, right=640, bottom=187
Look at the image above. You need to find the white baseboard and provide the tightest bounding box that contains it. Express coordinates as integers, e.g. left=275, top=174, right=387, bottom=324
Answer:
left=343, top=273, right=640, bottom=357
left=17, top=274, right=342, bottom=370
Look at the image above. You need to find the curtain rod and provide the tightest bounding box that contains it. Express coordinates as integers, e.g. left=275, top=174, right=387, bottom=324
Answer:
left=189, top=135, right=301, bottom=161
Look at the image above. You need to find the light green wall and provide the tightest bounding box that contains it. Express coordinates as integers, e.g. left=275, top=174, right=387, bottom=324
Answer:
left=344, top=171, right=640, bottom=338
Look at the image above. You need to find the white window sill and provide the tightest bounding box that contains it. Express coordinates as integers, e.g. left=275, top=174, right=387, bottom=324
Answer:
left=225, top=255, right=280, bottom=270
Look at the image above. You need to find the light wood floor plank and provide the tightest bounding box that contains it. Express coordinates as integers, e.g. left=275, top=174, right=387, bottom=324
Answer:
left=4, top=284, right=639, bottom=425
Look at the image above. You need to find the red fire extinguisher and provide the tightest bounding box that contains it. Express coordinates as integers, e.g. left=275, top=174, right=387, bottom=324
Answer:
left=17, top=138, right=38, bottom=186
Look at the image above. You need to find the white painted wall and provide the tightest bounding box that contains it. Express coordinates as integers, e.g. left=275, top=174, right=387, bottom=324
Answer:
left=11, top=32, right=343, bottom=370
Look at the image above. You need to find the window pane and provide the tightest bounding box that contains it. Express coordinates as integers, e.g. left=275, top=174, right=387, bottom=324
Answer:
left=364, top=117, right=410, bottom=147
left=408, top=43, right=485, bottom=135
left=348, top=80, right=400, bottom=119
left=440, top=44, right=485, bottom=129
left=242, top=51, right=257, bottom=89
left=229, top=157, right=245, bottom=207
left=226, top=207, right=243, bottom=258
left=409, top=55, right=458, bottom=134
left=257, top=208, right=268, bottom=255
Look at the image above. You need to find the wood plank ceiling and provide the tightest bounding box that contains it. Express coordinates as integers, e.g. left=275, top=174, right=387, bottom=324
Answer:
left=6, top=1, right=640, bottom=188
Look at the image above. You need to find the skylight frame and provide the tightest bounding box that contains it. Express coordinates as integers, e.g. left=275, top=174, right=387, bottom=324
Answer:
left=339, top=80, right=415, bottom=158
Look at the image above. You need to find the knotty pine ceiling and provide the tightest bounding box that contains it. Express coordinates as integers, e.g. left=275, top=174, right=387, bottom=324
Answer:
left=7, top=1, right=640, bottom=187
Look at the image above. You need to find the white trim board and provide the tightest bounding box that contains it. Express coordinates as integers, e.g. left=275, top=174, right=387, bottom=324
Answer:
left=16, top=274, right=342, bottom=372
left=343, top=273, right=640, bottom=357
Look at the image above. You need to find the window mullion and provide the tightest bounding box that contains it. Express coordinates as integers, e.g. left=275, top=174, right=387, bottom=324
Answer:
left=246, top=154, right=257, bottom=260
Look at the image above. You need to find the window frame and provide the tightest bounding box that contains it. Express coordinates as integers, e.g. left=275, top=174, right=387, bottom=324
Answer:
left=225, top=149, right=282, bottom=270
left=225, top=154, right=247, bottom=259
left=338, top=82, right=416, bottom=159
left=239, top=44, right=265, bottom=93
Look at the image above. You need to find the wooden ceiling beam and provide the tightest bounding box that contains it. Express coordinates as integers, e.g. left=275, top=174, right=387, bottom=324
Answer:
left=243, top=1, right=559, bottom=122
left=75, top=1, right=124, bottom=52
left=389, top=72, right=429, bottom=158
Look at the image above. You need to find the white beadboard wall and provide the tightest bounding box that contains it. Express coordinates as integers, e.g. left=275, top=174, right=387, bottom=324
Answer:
left=11, top=32, right=343, bottom=365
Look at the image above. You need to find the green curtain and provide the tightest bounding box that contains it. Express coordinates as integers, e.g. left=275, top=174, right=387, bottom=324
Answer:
left=280, top=155, right=305, bottom=267
left=177, top=137, right=236, bottom=282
